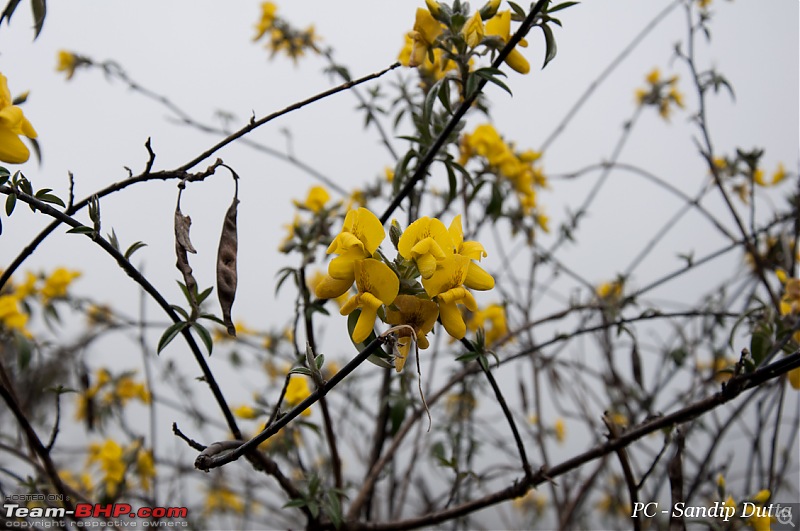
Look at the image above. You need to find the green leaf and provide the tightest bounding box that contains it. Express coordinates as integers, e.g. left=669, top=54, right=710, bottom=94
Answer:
left=157, top=321, right=189, bottom=354
left=170, top=304, right=190, bottom=320
left=196, top=285, right=213, bottom=305
left=191, top=322, right=213, bottom=355
left=16, top=332, right=32, bottom=370
left=124, top=241, right=147, bottom=260
left=548, top=1, right=579, bottom=13
left=541, top=23, right=558, bottom=69
left=0, top=166, right=10, bottom=178
left=5, top=192, right=16, bottom=216
left=282, top=498, right=308, bottom=509
left=199, top=313, right=226, bottom=326
left=65, top=225, right=94, bottom=235
left=474, top=67, right=512, bottom=96
left=36, top=193, right=65, bottom=208
left=314, top=353, right=325, bottom=370
left=30, top=0, right=46, bottom=39
left=289, top=367, right=313, bottom=377
left=108, top=228, right=120, bottom=251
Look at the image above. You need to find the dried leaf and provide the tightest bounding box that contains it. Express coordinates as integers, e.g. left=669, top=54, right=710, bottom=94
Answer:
left=216, top=195, right=239, bottom=336
left=174, top=205, right=198, bottom=305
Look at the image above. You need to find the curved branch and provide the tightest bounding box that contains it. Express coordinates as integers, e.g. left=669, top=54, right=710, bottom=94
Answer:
left=0, top=184, right=242, bottom=440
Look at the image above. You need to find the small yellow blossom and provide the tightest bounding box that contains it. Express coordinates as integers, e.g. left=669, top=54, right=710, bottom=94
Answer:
left=205, top=485, right=245, bottom=515
left=0, top=294, right=30, bottom=336
left=448, top=215, right=494, bottom=290
left=316, top=208, right=385, bottom=300
left=135, top=447, right=155, bottom=492
left=554, top=418, right=566, bottom=443
left=398, top=216, right=454, bottom=279
left=340, top=259, right=399, bottom=343
left=467, top=303, right=508, bottom=346
left=254, top=2, right=278, bottom=41
left=385, top=294, right=439, bottom=371
left=87, top=439, right=126, bottom=497
left=406, top=8, right=444, bottom=68
left=56, top=50, right=79, bottom=80
left=293, top=185, right=330, bottom=213
left=40, top=268, right=81, bottom=302
left=384, top=167, right=394, bottom=183
left=285, top=376, right=312, bottom=416
left=771, top=163, right=787, bottom=185
left=0, top=72, right=38, bottom=164
left=485, top=11, right=530, bottom=74
left=422, top=255, right=477, bottom=339
left=233, top=404, right=260, bottom=419
left=463, top=12, right=485, bottom=48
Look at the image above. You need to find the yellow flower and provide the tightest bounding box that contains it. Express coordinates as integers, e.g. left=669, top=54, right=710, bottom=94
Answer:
left=467, top=303, right=507, bottom=346
left=40, top=267, right=81, bottom=302
left=87, top=439, right=126, bottom=497
left=340, top=259, right=399, bottom=343
left=771, top=163, right=787, bottom=185
left=233, top=404, right=260, bottom=419
left=317, top=208, right=385, bottom=299
left=596, top=279, right=624, bottom=301
left=779, top=277, right=800, bottom=316
left=308, top=270, right=349, bottom=308
left=422, top=254, right=477, bottom=339
left=398, top=216, right=454, bottom=279
left=788, top=367, right=800, bottom=390
left=293, top=185, right=330, bottom=213
left=56, top=50, right=79, bottom=80
left=59, top=469, right=94, bottom=495
left=135, top=448, right=155, bottom=492
left=463, top=12, right=485, bottom=48
left=0, top=72, right=37, bottom=164
left=384, top=166, right=394, bottom=183
left=425, top=0, right=442, bottom=18
left=485, top=11, right=530, bottom=74
left=448, top=215, right=494, bottom=290
left=385, top=294, right=439, bottom=372
left=285, top=376, right=312, bottom=416
left=115, top=375, right=150, bottom=404
left=205, top=485, right=245, bottom=515
left=0, top=294, right=29, bottom=336
left=554, top=418, right=566, bottom=443
left=254, top=2, right=278, bottom=41
left=406, top=8, right=443, bottom=68
left=15, top=271, right=38, bottom=298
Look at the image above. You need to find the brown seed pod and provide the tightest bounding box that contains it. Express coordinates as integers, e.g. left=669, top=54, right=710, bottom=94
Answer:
left=217, top=194, right=239, bottom=336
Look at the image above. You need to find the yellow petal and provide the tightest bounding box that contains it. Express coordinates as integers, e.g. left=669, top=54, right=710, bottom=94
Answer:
left=789, top=367, right=800, bottom=390
left=414, top=7, right=443, bottom=45
left=505, top=48, right=530, bottom=75
left=422, top=255, right=470, bottom=298
left=356, top=259, right=399, bottom=305
left=439, top=300, right=466, bottom=339
left=353, top=303, right=379, bottom=343
left=314, top=275, right=352, bottom=300
left=0, top=126, right=30, bottom=164
left=465, top=262, right=495, bottom=291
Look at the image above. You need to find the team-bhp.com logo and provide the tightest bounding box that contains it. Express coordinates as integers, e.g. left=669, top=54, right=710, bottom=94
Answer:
left=4, top=502, right=188, bottom=527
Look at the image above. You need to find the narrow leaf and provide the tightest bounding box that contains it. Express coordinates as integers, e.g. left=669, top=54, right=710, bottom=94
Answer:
left=157, top=321, right=189, bottom=354
left=191, top=322, right=213, bottom=355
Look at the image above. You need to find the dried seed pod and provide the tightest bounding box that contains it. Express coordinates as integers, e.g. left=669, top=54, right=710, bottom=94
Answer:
left=174, top=203, right=198, bottom=305
left=217, top=195, right=239, bottom=336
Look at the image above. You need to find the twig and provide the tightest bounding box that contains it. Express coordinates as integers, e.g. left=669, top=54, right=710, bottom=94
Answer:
left=194, top=335, right=389, bottom=471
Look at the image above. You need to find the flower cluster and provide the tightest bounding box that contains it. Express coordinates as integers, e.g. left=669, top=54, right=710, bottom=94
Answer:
left=315, top=207, right=494, bottom=371
left=85, top=438, right=154, bottom=498
left=635, top=68, right=685, bottom=120
left=253, top=2, right=319, bottom=62
left=712, top=150, right=790, bottom=204
left=0, top=72, right=37, bottom=164
left=459, top=123, right=549, bottom=228
left=0, top=267, right=81, bottom=338
left=398, top=1, right=530, bottom=87
left=75, top=368, right=151, bottom=428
